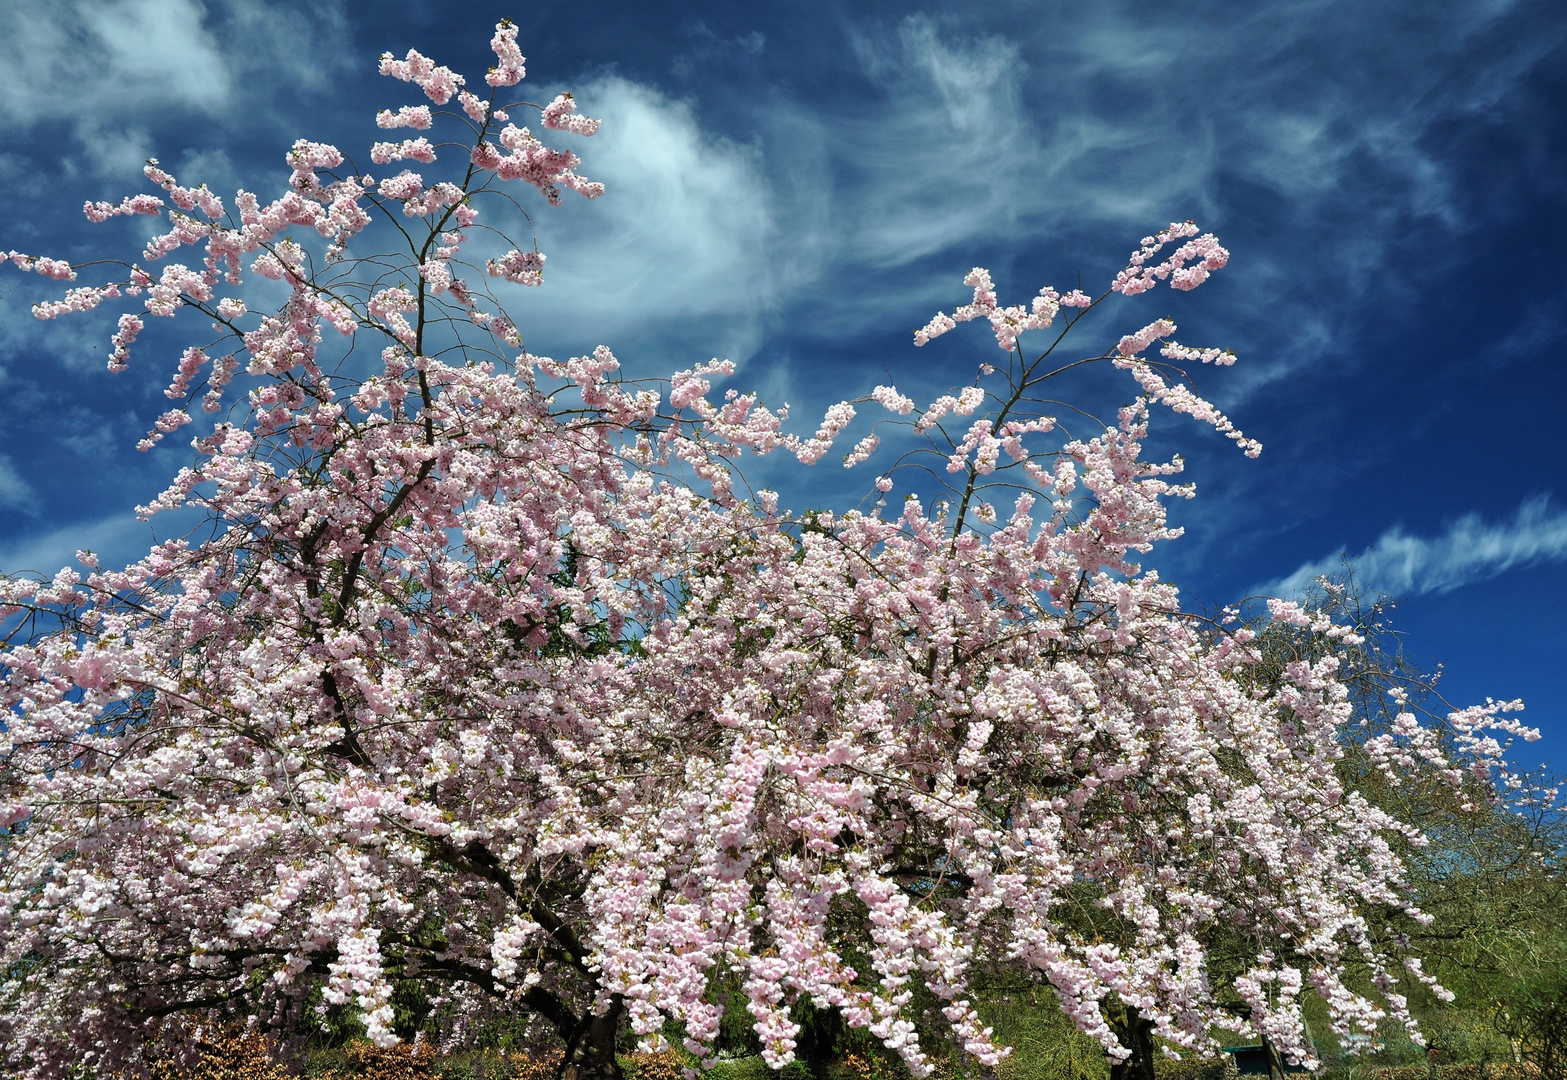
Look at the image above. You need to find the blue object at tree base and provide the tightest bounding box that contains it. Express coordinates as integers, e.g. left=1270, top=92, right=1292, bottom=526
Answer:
left=1222, top=1046, right=1308, bottom=1076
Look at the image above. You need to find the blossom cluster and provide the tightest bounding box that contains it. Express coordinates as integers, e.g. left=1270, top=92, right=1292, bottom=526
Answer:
left=913, top=267, right=1093, bottom=352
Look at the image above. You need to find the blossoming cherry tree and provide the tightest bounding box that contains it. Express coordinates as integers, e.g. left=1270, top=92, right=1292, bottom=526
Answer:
left=0, top=21, right=1534, bottom=1080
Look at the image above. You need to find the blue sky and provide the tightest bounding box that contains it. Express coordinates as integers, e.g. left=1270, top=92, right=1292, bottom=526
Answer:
left=0, top=0, right=1564, bottom=767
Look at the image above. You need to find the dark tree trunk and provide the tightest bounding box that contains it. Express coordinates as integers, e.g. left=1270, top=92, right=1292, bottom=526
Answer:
left=560, top=999, right=625, bottom=1080
left=792, top=999, right=848, bottom=1079
left=1108, top=1007, right=1157, bottom=1080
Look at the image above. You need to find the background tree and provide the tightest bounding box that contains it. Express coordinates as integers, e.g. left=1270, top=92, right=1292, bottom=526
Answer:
left=1229, top=579, right=1565, bottom=1077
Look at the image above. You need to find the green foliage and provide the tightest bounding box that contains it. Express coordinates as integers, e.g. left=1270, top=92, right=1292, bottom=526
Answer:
left=977, top=987, right=1109, bottom=1080
left=429, top=1058, right=478, bottom=1080
left=706, top=1058, right=774, bottom=1080
left=789, top=997, right=851, bottom=1070
left=1494, top=965, right=1567, bottom=1080
left=711, top=970, right=764, bottom=1059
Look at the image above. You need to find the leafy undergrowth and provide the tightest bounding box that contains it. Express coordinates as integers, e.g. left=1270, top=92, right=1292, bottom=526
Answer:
left=137, top=1028, right=1546, bottom=1080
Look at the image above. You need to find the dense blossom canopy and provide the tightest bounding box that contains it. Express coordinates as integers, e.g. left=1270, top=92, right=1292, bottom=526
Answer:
left=0, top=22, right=1536, bottom=1080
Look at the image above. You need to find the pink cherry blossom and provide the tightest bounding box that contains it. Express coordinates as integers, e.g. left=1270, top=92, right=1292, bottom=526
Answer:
left=487, top=248, right=546, bottom=286
left=379, top=47, right=465, bottom=104
left=371, top=137, right=437, bottom=165
left=487, top=20, right=527, bottom=87
left=376, top=105, right=434, bottom=130
left=542, top=93, right=603, bottom=136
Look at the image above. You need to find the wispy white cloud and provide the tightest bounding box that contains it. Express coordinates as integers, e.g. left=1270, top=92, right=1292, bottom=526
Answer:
left=670, top=23, right=766, bottom=80
left=217, top=0, right=347, bottom=91
left=834, top=14, right=1221, bottom=267
left=0, top=285, right=123, bottom=375
left=840, top=17, right=1039, bottom=266
left=0, top=0, right=232, bottom=127
left=0, top=455, right=38, bottom=515
left=502, top=76, right=779, bottom=364
left=0, top=510, right=156, bottom=576
left=0, top=0, right=347, bottom=176
left=740, top=5, right=1564, bottom=389
left=1262, top=497, right=1567, bottom=599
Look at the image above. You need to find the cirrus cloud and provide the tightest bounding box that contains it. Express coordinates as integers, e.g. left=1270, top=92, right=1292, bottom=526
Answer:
left=1261, top=496, right=1567, bottom=599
